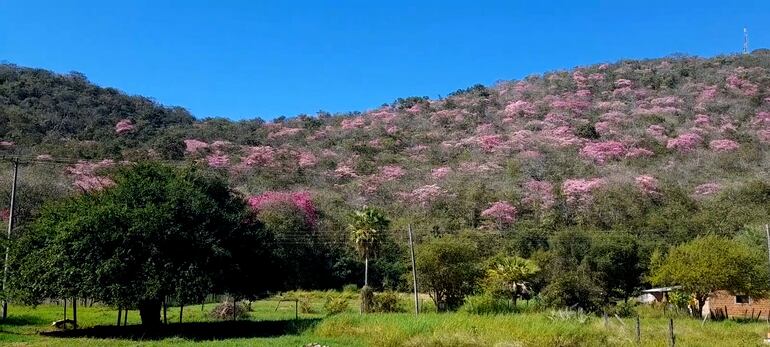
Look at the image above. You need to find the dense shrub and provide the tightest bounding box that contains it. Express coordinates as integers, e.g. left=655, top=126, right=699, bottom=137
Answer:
left=210, top=301, right=250, bottom=320
left=373, top=291, right=405, bottom=313
left=323, top=295, right=350, bottom=315
left=460, top=294, right=514, bottom=315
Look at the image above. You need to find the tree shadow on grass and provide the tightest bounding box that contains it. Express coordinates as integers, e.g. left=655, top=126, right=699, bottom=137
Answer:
left=0, top=314, right=50, bottom=326
left=40, top=318, right=321, bottom=341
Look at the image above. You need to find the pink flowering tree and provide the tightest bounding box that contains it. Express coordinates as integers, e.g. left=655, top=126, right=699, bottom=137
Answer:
left=709, top=139, right=740, bottom=153
left=635, top=175, right=660, bottom=198
left=580, top=141, right=626, bottom=164
left=400, top=184, right=447, bottom=208
left=66, top=160, right=117, bottom=192
left=481, top=201, right=518, bottom=230
left=206, top=153, right=230, bottom=168
left=562, top=178, right=605, bottom=208
left=522, top=180, right=555, bottom=212
left=115, top=119, right=135, bottom=135
left=184, top=139, right=209, bottom=154
left=666, top=133, right=703, bottom=153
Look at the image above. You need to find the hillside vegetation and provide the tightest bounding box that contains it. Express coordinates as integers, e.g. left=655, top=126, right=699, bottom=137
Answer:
left=3, top=53, right=770, bottom=298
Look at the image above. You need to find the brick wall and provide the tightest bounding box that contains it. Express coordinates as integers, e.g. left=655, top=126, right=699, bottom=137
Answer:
left=707, top=290, right=770, bottom=319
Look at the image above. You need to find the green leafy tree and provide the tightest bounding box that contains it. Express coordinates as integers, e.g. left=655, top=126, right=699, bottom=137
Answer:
left=482, top=255, right=540, bottom=307
left=649, top=235, right=770, bottom=316
left=416, top=236, right=481, bottom=311
left=587, top=233, right=643, bottom=302
left=9, top=163, right=277, bottom=327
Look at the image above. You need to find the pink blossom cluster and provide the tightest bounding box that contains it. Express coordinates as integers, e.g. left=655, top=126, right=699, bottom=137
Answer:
left=646, top=125, right=668, bottom=142
left=184, top=139, right=209, bottom=154
left=367, top=109, right=398, bottom=123
left=481, top=201, right=518, bottom=227
left=66, top=160, right=116, bottom=192
left=0, top=141, right=15, bottom=149
left=572, top=71, right=590, bottom=89
left=541, top=126, right=582, bottom=148
left=635, top=175, right=660, bottom=197
left=431, top=167, right=451, bottom=180
left=522, top=180, right=555, bottom=210
left=666, top=132, right=703, bottom=152
left=477, top=135, right=506, bottom=152
left=692, top=183, right=721, bottom=198
left=625, top=147, right=655, bottom=159
left=693, top=114, right=711, bottom=128
left=548, top=94, right=591, bottom=114
left=247, top=191, right=316, bottom=225
left=400, top=184, right=447, bottom=207
left=1, top=208, right=9, bottom=222
left=341, top=117, right=366, bottom=129
left=596, top=101, right=627, bottom=111
left=697, top=85, right=718, bottom=103
left=378, top=165, right=406, bottom=182
left=613, top=79, right=634, bottom=97
left=752, top=112, right=770, bottom=128
left=206, top=153, right=229, bottom=168
left=475, top=123, right=495, bottom=135
left=36, top=154, right=53, bottom=160
left=726, top=74, right=758, bottom=96
left=115, top=119, right=135, bottom=135
left=239, top=146, right=276, bottom=168
left=503, top=100, right=536, bottom=118
left=708, top=139, right=740, bottom=152
left=562, top=178, right=605, bottom=206
left=298, top=151, right=318, bottom=168
left=580, top=141, right=626, bottom=164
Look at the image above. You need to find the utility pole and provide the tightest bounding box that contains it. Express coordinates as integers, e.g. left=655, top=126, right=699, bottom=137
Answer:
left=408, top=224, right=419, bottom=315
left=1, top=158, right=19, bottom=320
left=744, top=27, right=749, bottom=54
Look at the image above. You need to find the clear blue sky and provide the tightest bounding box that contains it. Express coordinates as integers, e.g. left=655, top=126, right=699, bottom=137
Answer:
left=0, top=1, right=767, bottom=120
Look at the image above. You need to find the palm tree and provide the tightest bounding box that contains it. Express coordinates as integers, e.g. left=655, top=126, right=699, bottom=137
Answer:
left=484, top=256, right=540, bottom=307
left=348, top=207, right=390, bottom=288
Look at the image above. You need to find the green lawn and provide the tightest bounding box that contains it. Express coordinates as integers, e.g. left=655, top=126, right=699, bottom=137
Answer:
left=1, top=294, right=769, bottom=346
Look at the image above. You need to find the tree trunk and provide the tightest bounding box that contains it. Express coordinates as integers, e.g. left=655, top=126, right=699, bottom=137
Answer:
left=364, top=256, right=369, bottom=287
left=138, top=299, right=162, bottom=328
left=179, top=304, right=184, bottom=323
left=117, top=307, right=122, bottom=326
left=72, top=297, right=77, bottom=329
left=696, top=296, right=707, bottom=318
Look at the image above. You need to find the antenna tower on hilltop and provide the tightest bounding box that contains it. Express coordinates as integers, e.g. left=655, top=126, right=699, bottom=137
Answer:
left=743, top=27, right=749, bottom=54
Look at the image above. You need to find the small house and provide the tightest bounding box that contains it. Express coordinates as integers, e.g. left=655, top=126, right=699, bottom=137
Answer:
left=704, top=291, right=770, bottom=319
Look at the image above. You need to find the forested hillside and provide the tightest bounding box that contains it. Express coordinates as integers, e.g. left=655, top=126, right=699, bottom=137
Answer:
left=3, top=53, right=770, bottom=297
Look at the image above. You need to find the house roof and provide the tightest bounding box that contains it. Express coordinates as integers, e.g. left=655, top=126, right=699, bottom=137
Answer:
left=641, top=286, right=682, bottom=293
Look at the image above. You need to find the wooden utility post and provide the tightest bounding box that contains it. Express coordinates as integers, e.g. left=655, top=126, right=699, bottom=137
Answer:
left=668, top=318, right=675, bottom=347
left=635, top=316, right=641, bottom=344
left=408, top=224, right=419, bottom=315
left=1, top=158, right=18, bottom=320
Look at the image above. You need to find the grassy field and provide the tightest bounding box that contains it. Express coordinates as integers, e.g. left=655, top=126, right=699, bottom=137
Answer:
left=1, top=293, right=770, bottom=346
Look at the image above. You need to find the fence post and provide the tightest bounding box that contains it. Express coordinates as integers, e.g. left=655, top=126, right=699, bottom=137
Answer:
left=668, top=318, right=675, bottom=347
left=635, top=316, right=640, bottom=345
left=603, top=311, right=608, bottom=328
